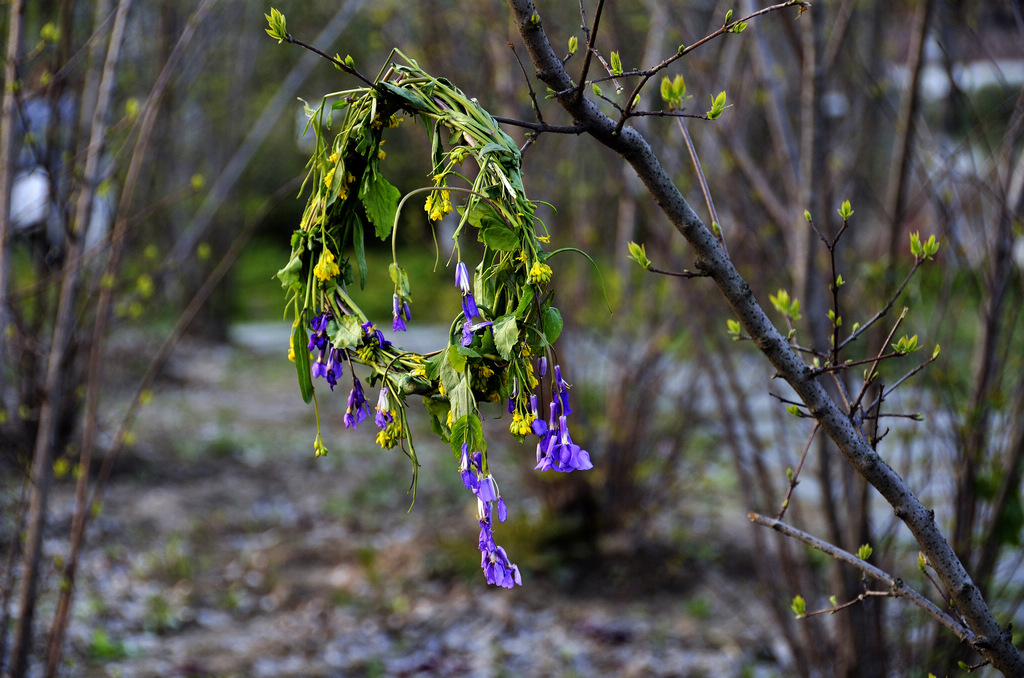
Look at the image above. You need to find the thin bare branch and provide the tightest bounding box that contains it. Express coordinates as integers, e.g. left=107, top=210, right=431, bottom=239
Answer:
left=749, top=513, right=975, bottom=643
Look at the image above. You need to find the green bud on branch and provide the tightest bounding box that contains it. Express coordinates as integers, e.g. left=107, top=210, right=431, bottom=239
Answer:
left=264, top=8, right=287, bottom=43
left=791, top=595, right=806, bottom=619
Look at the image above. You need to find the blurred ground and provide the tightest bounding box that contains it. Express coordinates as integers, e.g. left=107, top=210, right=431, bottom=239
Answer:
left=15, top=324, right=781, bottom=678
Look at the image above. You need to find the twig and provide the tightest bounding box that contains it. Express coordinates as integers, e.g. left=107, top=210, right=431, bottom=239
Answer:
left=777, top=423, right=819, bottom=519
left=648, top=266, right=709, bottom=278
left=848, top=308, right=907, bottom=415
left=507, top=42, right=546, bottom=126
left=676, top=117, right=727, bottom=256
left=613, top=1, right=802, bottom=135
left=837, top=260, right=922, bottom=351
left=571, top=0, right=606, bottom=105
left=749, top=512, right=975, bottom=643
left=283, top=34, right=378, bottom=91
left=803, top=589, right=895, bottom=618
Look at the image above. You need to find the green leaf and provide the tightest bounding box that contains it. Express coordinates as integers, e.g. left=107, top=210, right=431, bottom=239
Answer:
left=389, top=263, right=411, bottom=298
left=293, top=320, right=313, bottom=404
left=330, top=315, right=364, bottom=348
left=352, top=214, right=368, bottom=288
left=480, top=225, right=520, bottom=251
left=379, top=82, right=432, bottom=113
left=857, top=543, right=873, bottom=560
left=568, top=36, right=578, bottom=54
left=449, top=378, right=474, bottom=423
left=492, top=315, right=519, bottom=360
left=610, top=51, right=622, bottom=75
left=360, top=172, right=401, bottom=239
left=542, top=306, right=563, bottom=344
left=447, top=344, right=468, bottom=372
left=275, top=255, right=303, bottom=291
left=450, top=412, right=486, bottom=457
left=592, top=83, right=603, bottom=98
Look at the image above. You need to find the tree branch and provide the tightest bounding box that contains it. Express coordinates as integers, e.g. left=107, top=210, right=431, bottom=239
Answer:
left=750, top=512, right=972, bottom=640
left=505, top=1, right=1024, bottom=673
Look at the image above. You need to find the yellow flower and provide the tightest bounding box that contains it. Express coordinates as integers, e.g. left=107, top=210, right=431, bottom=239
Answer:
left=528, top=261, right=553, bottom=284
left=509, top=411, right=536, bottom=437
left=314, top=248, right=341, bottom=282
left=324, top=167, right=337, bottom=190
left=425, top=189, right=452, bottom=222
left=537, top=235, right=551, bottom=243
left=387, top=115, right=404, bottom=128
left=328, top=152, right=339, bottom=164
left=376, top=416, right=403, bottom=449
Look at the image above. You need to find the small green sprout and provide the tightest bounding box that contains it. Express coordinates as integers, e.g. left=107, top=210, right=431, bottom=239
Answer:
left=568, top=36, right=578, bottom=54
left=769, top=289, right=802, bottom=320
left=786, top=404, right=802, bottom=417
left=610, top=51, right=623, bottom=76
left=729, top=21, right=748, bottom=33
left=40, top=22, right=61, bottom=44
left=829, top=595, right=838, bottom=608
left=264, top=8, right=287, bottom=43
left=707, top=90, right=732, bottom=120
left=726, top=318, right=741, bottom=338
left=803, top=209, right=812, bottom=222
left=892, top=334, right=920, bottom=354
left=857, top=543, right=873, bottom=560
left=791, top=595, right=806, bottom=619
left=660, top=74, right=691, bottom=111
left=592, top=83, right=603, bottom=97
left=838, top=200, right=854, bottom=220
left=910, top=232, right=940, bottom=260
left=627, top=241, right=652, bottom=270
left=724, top=9, right=734, bottom=23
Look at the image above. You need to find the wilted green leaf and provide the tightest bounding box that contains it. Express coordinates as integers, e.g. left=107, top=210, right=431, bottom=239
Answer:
left=360, top=173, right=401, bottom=239
left=293, top=320, right=313, bottom=404
left=492, top=315, right=520, bottom=360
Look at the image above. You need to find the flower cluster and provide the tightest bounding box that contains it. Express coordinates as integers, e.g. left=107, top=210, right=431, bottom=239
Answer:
left=374, top=387, right=403, bottom=448
left=308, top=312, right=344, bottom=390
left=424, top=186, right=452, bottom=222
left=344, top=377, right=369, bottom=428
left=459, top=445, right=521, bottom=588
left=531, top=365, right=593, bottom=473
left=455, top=262, right=493, bottom=347
left=392, top=293, right=411, bottom=332
left=313, top=248, right=340, bottom=282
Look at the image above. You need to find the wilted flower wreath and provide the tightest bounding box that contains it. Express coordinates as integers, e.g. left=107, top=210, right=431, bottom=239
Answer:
left=275, top=50, right=593, bottom=587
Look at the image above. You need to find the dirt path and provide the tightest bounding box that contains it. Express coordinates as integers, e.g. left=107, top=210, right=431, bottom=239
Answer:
left=8, top=328, right=778, bottom=677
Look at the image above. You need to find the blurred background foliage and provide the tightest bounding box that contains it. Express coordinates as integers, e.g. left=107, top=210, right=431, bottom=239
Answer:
left=2, top=0, right=1023, bottom=676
